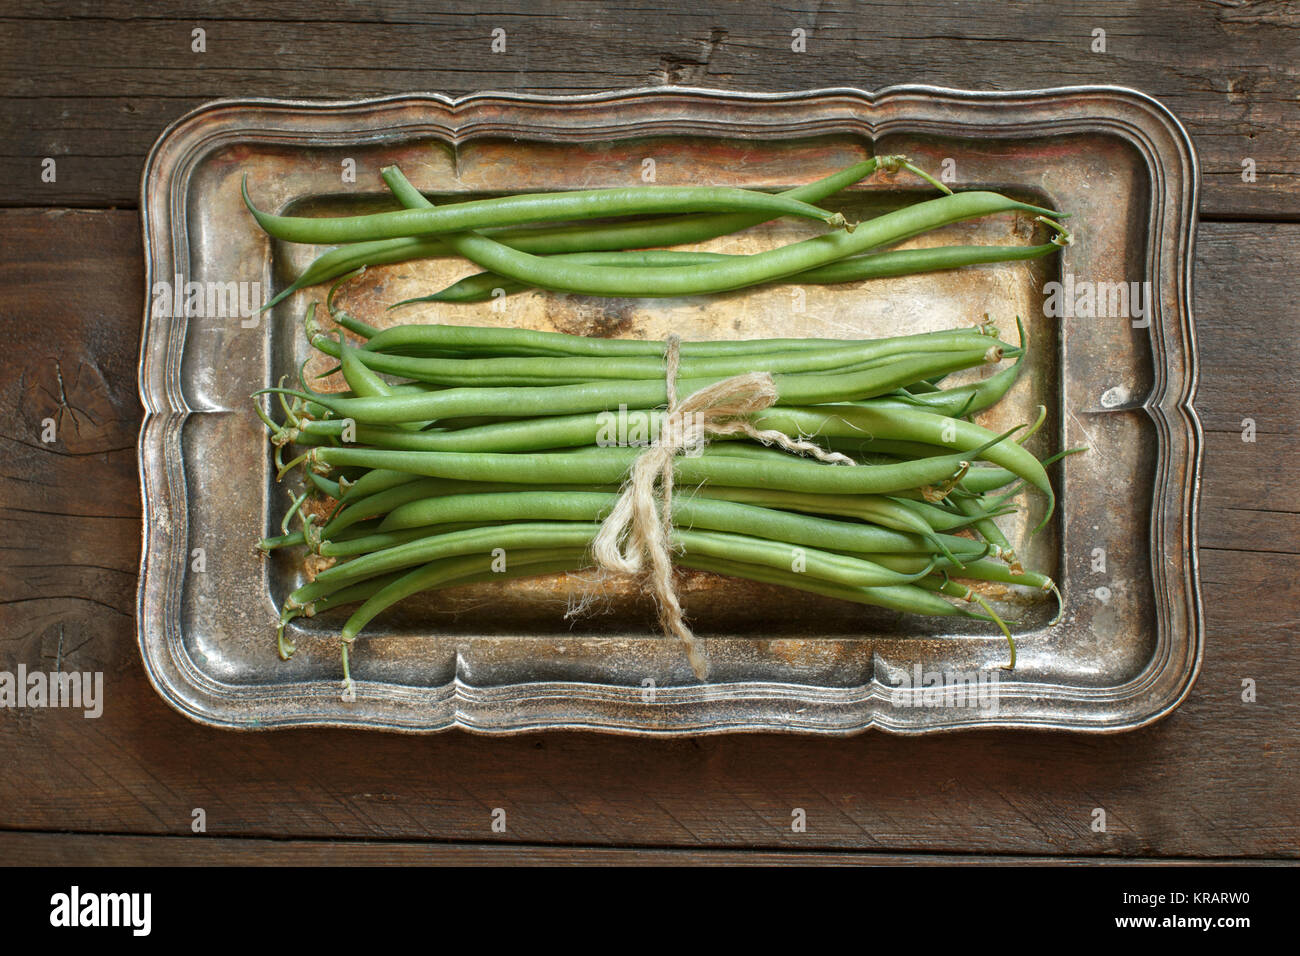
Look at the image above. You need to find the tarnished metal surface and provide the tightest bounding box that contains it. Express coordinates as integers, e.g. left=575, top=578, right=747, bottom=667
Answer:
left=138, top=86, right=1201, bottom=733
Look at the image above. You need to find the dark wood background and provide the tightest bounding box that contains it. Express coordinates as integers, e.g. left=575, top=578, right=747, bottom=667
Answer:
left=1, top=1, right=1296, bottom=865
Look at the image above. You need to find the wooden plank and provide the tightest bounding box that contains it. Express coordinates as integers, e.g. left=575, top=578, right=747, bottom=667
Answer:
left=1, top=831, right=1287, bottom=866
left=0, top=210, right=1295, bottom=857
left=1, top=1, right=1296, bottom=215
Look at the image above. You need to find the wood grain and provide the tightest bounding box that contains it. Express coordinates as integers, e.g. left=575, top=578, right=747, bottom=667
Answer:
left=0, top=209, right=1295, bottom=859
left=1, top=1, right=1297, bottom=216
left=0, top=831, right=1286, bottom=867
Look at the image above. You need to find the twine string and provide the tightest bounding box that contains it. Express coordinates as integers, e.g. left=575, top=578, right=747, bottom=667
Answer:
left=588, top=334, right=854, bottom=680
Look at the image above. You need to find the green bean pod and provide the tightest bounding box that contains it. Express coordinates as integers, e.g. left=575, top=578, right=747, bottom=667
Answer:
left=754, top=402, right=1053, bottom=523
left=311, top=328, right=1009, bottom=388
left=306, top=429, right=1011, bottom=500
left=885, top=316, right=1029, bottom=417
left=375, top=490, right=984, bottom=561
left=244, top=178, right=849, bottom=244
left=262, top=348, right=1003, bottom=426
left=312, top=521, right=942, bottom=629
left=672, top=555, right=979, bottom=621
left=420, top=241, right=1063, bottom=304
left=406, top=191, right=1061, bottom=298
left=336, top=549, right=592, bottom=676
left=262, top=157, right=892, bottom=311
left=360, top=322, right=977, bottom=359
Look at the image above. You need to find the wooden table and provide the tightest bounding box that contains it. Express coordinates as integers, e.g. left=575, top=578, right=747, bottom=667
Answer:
left=2, top=1, right=1296, bottom=865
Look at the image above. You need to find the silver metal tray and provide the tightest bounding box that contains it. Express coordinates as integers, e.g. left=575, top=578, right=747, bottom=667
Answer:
left=138, top=86, right=1201, bottom=734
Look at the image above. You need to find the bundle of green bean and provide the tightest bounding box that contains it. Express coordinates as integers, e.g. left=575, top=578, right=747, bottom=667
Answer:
left=245, top=156, right=1070, bottom=309
left=256, top=309, right=1071, bottom=686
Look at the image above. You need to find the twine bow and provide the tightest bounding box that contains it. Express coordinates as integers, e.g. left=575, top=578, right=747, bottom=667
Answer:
left=588, top=334, right=853, bottom=680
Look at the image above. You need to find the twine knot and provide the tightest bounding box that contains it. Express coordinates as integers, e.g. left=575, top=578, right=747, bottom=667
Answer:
left=588, top=334, right=853, bottom=680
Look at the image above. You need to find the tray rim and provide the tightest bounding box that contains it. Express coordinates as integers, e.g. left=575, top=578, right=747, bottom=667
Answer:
left=137, top=83, right=1202, bottom=736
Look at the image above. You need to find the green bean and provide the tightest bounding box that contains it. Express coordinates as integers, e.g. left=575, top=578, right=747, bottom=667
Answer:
left=796, top=240, right=1061, bottom=284
left=885, top=316, right=1028, bottom=417
left=325, top=477, right=543, bottom=535
left=955, top=466, right=1021, bottom=495
left=279, top=488, right=311, bottom=535
left=330, top=323, right=438, bottom=432
left=304, top=427, right=1014, bottom=500
left=755, top=402, right=1052, bottom=520
left=375, top=490, right=983, bottom=563
left=376, top=491, right=611, bottom=533
left=306, top=515, right=382, bottom=546
left=379, top=162, right=993, bottom=374
left=380, top=165, right=498, bottom=294
left=335, top=549, right=592, bottom=680
left=932, top=557, right=1053, bottom=592
left=673, top=555, right=979, bottom=620
left=337, top=549, right=591, bottom=649
left=311, top=327, right=1009, bottom=389
left=334, top=468, right=426, bottom=504
left=687, top=484, right=963, bottom=564
left=257, top=529, right=305, bottom=553
left=678, top=442, right=824, bottom=463
left=904, top=379, right=942, bottom=394
left=320, top=521, right=504, bottom=558
left=365, top=329, right=849, bottom=359
left=952, top=493, right=1018, bottom=565
left=684, top=470, right=920, bottom=515
left=260, top=348, right=1003, bottom=426
left=798, top=435, right=943, bottom=463
left=244, top=177, right=850, bottom=245
left=384, top=158, right=1014, bottom=309
left=884, top=494, right=1016, bottom=532
left=755, top=426, right=992, bottom=472
left=291, top=568, right=410, bottom=620
left=251, top=202, right=1075, bottom=673
left=337, top=331, right=391, bottom=398
left=365, top=494, right=984, bottom=573
left=275, top=566, right=414, bottom=659
left=317, top=519, right=937, bottom=637
left=306, top=470, right=341, bottom=499
left=330, top=480, right=615, bottom=532
left=324, top=270, right=381, bottom=338
left=677, top=499, right=988, bottom=560
left=957, top=446, right=1086, bottom=495
left=296, top=417, right=513, bottom=451
left=262, top=157, right=897, bottom=311
left=388, top=191, right=1061, bottom=299
left=916, top=557, right=1062, bottom=626
left=360, top=322, right=976, bottom=360
left=406, top=250, right=727, bottom=304
left=419, top=241, right=1063, bottom=304
left=291, top=522, right=599, bottom=608
left=914, top=573, right=1018, bottom=668
left=673, top=528, right=934, bottom=588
